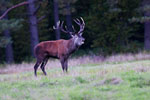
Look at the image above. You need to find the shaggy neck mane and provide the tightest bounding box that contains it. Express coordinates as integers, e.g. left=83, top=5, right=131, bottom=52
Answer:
left=67, top=38, right=79, bottom=55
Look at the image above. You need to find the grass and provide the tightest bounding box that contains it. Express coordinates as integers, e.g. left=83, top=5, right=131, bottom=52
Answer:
left=1, top=53, right=150, bottom=100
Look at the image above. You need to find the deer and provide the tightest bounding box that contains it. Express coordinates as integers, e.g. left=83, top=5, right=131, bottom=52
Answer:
left=33, top=17, right=85, bottom=76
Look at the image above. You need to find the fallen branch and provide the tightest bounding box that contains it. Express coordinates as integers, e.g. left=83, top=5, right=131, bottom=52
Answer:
left=0, top=1, right=29, bottom=20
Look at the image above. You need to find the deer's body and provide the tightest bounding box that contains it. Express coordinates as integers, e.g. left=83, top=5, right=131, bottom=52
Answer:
left=34, top=17, right=85, bottom=76
left=34, top=39, right=78, bottom=60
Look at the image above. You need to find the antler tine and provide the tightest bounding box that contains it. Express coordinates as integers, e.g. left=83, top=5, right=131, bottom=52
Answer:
left=59, top=21, right=69, bottom=33
left=72, top=25, right=76, bottom=32
left=73, top=18, right=81, bottom=25
left=80, top=17, right=85, bottom=26
left=80, top=17, right=85, bottom=31
left=65, top=26, right=69, bottom=31
left=74, top=17, right=85, bottom=27
left=53, top=21, right=60, bottom=29
left=54, top=20, right=77, bottom=36
left=76, top=18, right=81, bottom=23
left=60, top=21, right=64, bottom=28
left=74, top=17, right=85, bottom=35
left=53, top=26, right=56, bottom=30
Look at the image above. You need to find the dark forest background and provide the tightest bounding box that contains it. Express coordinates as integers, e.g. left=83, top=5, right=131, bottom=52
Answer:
left=0, top=0, right=150, bottom=63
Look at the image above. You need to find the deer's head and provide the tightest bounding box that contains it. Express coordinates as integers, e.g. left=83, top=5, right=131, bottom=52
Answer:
left=54, top=17, right=85, bottom=46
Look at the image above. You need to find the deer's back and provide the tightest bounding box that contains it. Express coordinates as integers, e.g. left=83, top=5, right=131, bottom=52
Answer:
left=34, top=39, right=70, bottom=59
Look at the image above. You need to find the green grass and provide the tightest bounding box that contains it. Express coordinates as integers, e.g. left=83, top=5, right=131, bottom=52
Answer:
left=1, top=60, right=150, bottom=100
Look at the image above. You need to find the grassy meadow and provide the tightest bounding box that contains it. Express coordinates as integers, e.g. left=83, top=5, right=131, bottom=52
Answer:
left=0, top=53, right=150, bottom=100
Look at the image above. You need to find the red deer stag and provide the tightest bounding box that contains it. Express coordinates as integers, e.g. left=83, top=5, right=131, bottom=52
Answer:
left=33, top=17, right=85, bottom=76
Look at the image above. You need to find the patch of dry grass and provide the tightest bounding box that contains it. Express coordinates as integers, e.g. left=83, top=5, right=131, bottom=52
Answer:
left=105, top=52, right=150, bottom=63
left=0, top=52, right=150, bottom=74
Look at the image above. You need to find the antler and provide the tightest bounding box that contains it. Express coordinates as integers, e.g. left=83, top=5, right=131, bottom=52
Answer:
left=74, top=17, right=85, bottom=35
left=53, top=21, right=75, bottom=36
left=53, top=17, right=85, bottom=36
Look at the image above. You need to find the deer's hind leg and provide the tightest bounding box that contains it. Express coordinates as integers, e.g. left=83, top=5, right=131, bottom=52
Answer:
left=40, top=57, right=49, bottom=75
left=34, top=59, right=42, bottom=76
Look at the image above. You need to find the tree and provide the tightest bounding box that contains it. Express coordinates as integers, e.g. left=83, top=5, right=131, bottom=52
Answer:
left=0, top=1, right=29, bottom=20
left=3, top=18, right=14, bottom=63
left=53, top=0, right=60, bottom=39
left=0, top=0, right=40, bottom=57
left=0, top=1, right=29, bottom=49
left=82, top=0, right=141, bottom=53
left=143, top=0, right=150, bottom=50
left=27, top=0, right=39, bottom=57
left=0, top=0, right=15, bottom=63
left=0, top=0, right=41, bottom=62
left=130, top=0, right=150, bottom=50
left=65, top=2, right=73, bottom=33
left=58, top=0, right=77, bottom=37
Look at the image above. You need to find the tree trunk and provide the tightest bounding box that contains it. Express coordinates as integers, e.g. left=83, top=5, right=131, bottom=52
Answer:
left=65, top=3, right=73, bottom=38
left=27, top=0, right=39, bottom=56
left=0, top=9, right=14, bottom=63
left=4, top=29, right=14, bottom=63
left=53, top=0, right=60, bottom=40
left=144, top=18, right=150, bottom=50
left=143, top=0, right=150, bottom=50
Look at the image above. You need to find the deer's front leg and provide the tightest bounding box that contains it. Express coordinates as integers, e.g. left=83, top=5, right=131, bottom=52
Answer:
left=64, top=59, right=68, bottom=72
left=60, top=57, right=68, bottom=72
left=60, top=57, right=65, bottom=72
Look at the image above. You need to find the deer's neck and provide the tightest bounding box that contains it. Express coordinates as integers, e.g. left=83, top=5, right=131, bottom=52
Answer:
left=67, top=38, right=79, bottom=55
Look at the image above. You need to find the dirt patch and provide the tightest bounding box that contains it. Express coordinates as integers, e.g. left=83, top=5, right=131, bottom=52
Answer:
left=98, top=77, right=123, bottom=86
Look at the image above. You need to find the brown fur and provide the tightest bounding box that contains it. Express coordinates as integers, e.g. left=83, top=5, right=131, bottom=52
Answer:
left=33, top=38, right=78, bottom=76
left=34, top=17, right=85, bottom=76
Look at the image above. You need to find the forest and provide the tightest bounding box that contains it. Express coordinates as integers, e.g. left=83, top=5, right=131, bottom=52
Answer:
left=1, top=0, right=150, bottom=100
left=0, top=0, right=149, bottom=63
